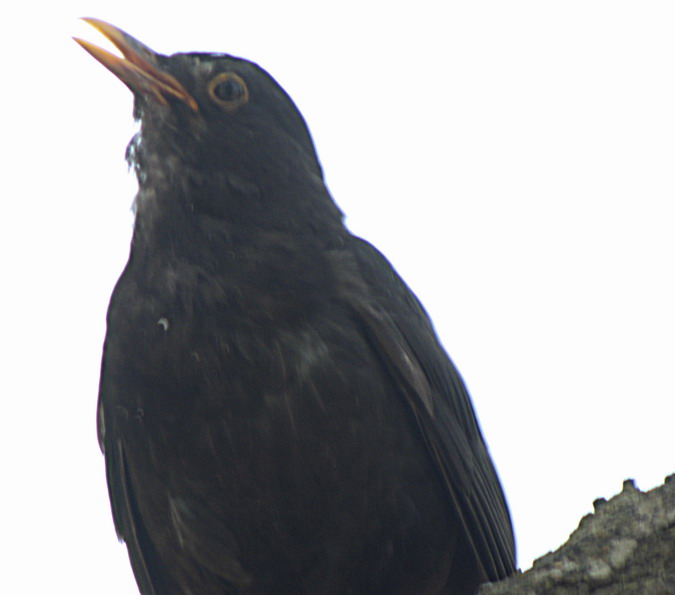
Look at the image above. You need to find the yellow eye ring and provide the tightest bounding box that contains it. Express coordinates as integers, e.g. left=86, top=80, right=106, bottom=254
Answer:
left=207, top=72, right=249, bottom=111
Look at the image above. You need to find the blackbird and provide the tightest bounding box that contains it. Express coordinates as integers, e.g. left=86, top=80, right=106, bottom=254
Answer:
left=75, top=19, right=516, bottom=595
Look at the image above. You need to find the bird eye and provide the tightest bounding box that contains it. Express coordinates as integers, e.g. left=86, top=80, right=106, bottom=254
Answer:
left=207, top=73, right=249, bottom=111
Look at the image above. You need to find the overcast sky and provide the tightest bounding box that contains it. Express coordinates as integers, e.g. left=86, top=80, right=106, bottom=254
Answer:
left=3, top=2, right=674, bottom=592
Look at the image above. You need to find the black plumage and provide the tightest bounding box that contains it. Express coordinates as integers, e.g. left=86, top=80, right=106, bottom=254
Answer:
left=76, top=19, right=516, bottom=594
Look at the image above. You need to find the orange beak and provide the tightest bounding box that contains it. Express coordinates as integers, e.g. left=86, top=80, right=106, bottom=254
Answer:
left=74, top=18, right=198, bottom=112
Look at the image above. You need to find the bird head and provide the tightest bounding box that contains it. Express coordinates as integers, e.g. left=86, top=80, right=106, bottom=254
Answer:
left=74, top=19, right=339, bottom=233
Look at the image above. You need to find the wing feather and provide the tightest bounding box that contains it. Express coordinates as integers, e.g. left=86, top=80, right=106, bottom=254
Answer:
left=341, top=236, right=516, bottom=581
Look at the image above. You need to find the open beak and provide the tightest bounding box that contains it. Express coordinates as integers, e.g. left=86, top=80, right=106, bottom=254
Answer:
left=74, top=18, right=198, bottom=112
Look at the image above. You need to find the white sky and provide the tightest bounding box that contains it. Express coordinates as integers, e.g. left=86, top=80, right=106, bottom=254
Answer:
left=3, top=2, right=674, bottom=592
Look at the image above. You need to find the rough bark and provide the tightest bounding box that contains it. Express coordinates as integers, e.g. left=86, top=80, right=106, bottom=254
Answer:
left=480, top=475, right=675, bottom=594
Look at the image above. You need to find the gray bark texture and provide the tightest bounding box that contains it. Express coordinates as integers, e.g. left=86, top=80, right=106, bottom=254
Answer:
left=480, top=475, right=675, bottom=594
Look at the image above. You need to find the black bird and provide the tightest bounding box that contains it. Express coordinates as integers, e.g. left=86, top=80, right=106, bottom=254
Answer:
left=75, top=19, right=516, bottom=595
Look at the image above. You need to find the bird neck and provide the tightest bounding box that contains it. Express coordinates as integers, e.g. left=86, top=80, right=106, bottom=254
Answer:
left=129, top=164, right=345, bottom=262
